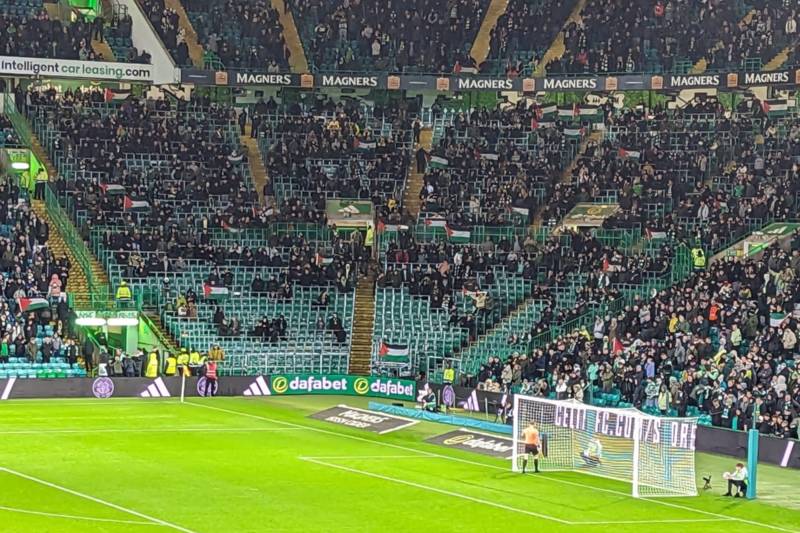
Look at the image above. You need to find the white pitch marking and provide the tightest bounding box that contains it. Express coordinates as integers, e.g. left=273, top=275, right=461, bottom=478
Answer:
left=186, top=401, right=800, bottom=533
left=0, top=426, right=309, bottom=436
left=302, top=457, right=572, bottom=524
left=378, top=420, right=419, bottom=434
left=299, top=455, right=436, bottom=460
left=0, top=467, right=197, bottom=533
left=575, top=518, right=733, bottom=525
left=0, top=505, right=155, bottom=526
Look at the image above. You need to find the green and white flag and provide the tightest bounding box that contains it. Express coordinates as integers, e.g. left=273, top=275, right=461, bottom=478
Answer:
left=430, top=156, right=449, bottom=169
left=770, top=312, right=788, bottom=327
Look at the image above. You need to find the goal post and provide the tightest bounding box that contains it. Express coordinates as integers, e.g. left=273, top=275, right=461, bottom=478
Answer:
left=512, top=394, right=698, bottom=498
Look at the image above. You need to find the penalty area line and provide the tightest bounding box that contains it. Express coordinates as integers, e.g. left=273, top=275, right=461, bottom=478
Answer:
left=301, top=456, right=572, bottom=524
left=0, top=467, right=197, bottom=533
left=186, top=401, right=799, bottom=533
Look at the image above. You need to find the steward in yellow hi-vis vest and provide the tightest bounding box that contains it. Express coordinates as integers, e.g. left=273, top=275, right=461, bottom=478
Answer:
left=164, top=354, right=177, bottom=376
left=145, top=351, right=159, bottom=378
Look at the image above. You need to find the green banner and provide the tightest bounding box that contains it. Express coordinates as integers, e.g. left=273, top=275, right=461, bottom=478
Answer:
left=269, top=374, right=416, bottom=401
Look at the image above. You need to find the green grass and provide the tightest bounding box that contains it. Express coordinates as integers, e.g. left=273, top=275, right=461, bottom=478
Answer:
left=0, top=396, right=798, bottom=532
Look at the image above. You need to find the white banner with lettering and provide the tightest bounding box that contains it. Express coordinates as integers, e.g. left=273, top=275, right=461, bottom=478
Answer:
left=0, top=56, right=154, bottom=82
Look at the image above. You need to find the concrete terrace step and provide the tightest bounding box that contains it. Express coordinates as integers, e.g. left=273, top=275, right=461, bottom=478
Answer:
left=348, top=273, right=376, bottom=375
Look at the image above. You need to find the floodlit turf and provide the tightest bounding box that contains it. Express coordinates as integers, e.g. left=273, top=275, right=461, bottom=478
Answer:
left=0, top=396, right=798, bottom=533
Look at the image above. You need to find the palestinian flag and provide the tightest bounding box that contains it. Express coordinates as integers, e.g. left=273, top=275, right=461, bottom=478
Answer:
left=540, top=104, right=557, bottom=116
left=315, top=253, right=334, bottom=266
left=104, top=88, right=132, bottom=102
left=202, top=284, right=230, bottom=300
left=445, top=224, right=471, bottom=243
left=123, top=196, right=150, bottom=211
left=100, top=183, right=126, bottom=195
left=424, top=216, right=448, bottom=228
left=645, top=228, right=668, bottom=240
left=378, top=341, right=410, bottom=362
left=221, top=220, right=242, bottom=233
left=579, top=105, right=600, bottom=117
left=618, top=148, right=641, bottom=160
left=480, top=152, right=499, bottom=161
left=564, top=128, right=583, bottom=137
left=429, top=156, right=449, bottom=169
left=17, top=297, right=49, bottom=313
left=762, top=99, right=788, bottom=116
left=356, top=139, right=376, bottom=152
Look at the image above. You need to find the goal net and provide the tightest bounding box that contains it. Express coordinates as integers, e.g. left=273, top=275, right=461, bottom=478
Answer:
left=512, top=395, right=698, bottom=497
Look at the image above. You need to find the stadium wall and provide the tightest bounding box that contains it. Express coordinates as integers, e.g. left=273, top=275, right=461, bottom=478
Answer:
left=419, top=382, right=800, bottom=469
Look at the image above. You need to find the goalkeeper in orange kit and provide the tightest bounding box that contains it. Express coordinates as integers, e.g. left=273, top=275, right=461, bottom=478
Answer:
left=521, top=423, right=540, bottom=473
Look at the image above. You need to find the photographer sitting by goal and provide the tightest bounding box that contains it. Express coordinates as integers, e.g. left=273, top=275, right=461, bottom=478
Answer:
left=723, top=463, right=748, bottom=498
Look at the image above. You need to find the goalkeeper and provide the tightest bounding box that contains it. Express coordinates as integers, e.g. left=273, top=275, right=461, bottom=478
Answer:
left=521, top=423, right=541, bottom=474
left=581, top=437, right=603, bottom=466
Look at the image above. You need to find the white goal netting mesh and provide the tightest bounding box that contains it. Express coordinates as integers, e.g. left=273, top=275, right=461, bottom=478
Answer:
left=512, top=395, right=698, bottom=497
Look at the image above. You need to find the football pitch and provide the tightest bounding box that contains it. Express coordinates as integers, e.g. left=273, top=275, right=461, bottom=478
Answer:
left=0, top=396, right=798, bottom=533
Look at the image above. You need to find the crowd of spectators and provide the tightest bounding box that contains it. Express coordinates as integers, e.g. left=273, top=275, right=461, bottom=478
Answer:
left=1, top=9, right=101, bottom=61
left=0, top=7, right=147, bottom=63
left=289, top=0, right=487, bottom=72
left=0, top=177, right=78, bottom=366
left=421, top=101, right=581, bottom=227
left=707, top=1, right=798, bottom=71
left=487, top=0, right=574, bottom=75
left=550, top=0, right=735, bottom=74
left=23, top=87, right=257, bottom=231
left=139, top=0, right=191, bottom=65
left=184, top=0, right=290, bottom=70
left=485, top=244, right=800, bottom=440
left=257, top=102, right=412, bottom=223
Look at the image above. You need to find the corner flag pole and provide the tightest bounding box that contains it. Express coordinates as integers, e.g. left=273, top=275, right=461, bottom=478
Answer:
left=180, top=372, right=186, bottom=404
left=746, top=429, right=758, bottom=499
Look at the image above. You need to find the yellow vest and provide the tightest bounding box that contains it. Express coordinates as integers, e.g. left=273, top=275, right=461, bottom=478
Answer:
left=691, top=248, right=706, bottom=268
left=177, top=352, right=189, bottom=366
left=365, top=226, right=374, bottom=247
left=164, top=356, right=177, bottom=376
left=189, top=351, right=202, bottom=365
left=443, top=368, right=455, bottom=383
left=145, top=352, right=159, bottom=378
left=116, top=285, right=132, bottom=300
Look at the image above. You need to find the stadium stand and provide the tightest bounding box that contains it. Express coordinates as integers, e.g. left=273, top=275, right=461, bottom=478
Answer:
left=459, top=100, right=800, bottom=437
left=0, top=163, right=85, bottom=378
left=181, top=0, right=290, bottom=70
left=21, top=87, right=357, bottom=375
left=287, top=0, right=489, bottom=72
left=0, top=0, right=147, bottom=62
left=486, top=0, right=575, bottom=76
left=550, top=0, right=738, bottom=74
